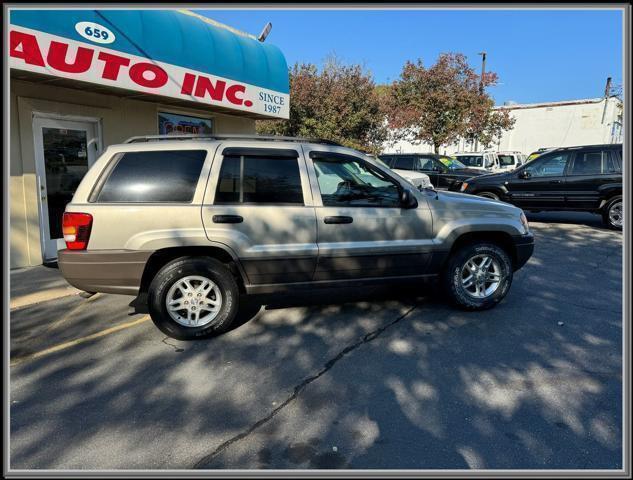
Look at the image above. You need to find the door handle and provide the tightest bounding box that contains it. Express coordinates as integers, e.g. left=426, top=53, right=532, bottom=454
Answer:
left=324, top=216, right=353, bottom=224
left=549, top=180, right=562, bottom=184
left=212, top=215, right=243, bottom=224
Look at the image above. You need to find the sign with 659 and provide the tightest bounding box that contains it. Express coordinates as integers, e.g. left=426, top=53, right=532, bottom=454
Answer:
left=75, top=21, right=115, bottom=44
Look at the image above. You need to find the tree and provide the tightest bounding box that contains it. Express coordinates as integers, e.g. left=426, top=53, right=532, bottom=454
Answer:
left=384, top=53, right=514, bottom=153
left=257, top=58, right=388, bottom=154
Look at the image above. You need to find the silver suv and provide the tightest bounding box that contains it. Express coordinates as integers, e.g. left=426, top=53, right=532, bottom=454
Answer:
left=59, top=135, right=534, bottom=340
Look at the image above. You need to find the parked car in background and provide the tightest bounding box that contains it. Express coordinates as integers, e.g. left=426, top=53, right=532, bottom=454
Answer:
left=370, top=155, right=434, bottom=190
left=459, top=144, right=623, bottom=229
left=453, top=151, right=500, bottom=172
left=59, top=134, right=534, bottom=340
left=379, top=153, right=486, bottom=190
left=526, top=147, right=554, bottom=162
left=496, top=151, right=527, bottom=171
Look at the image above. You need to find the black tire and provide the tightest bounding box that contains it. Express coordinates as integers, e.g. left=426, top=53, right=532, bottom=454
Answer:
left=442, top=242, right=513, bottom=311
left=148, top=256, right=239, bottom=340
left=602, top=196, right=623, bottom=231
left=476, top=191, right=500, bottom=201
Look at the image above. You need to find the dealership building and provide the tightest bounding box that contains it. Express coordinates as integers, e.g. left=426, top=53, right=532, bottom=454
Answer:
left=9, top=9, right=290, bottom=269
left=387, top=95, right=623, bottom=156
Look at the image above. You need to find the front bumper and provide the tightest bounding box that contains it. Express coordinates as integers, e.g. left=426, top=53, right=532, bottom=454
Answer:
left=512, top=233, right=535, bottom=271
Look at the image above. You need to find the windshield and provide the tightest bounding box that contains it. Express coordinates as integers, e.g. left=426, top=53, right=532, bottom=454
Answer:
left=497, top=154, right=515, bottom=167
left=455, top=155, right=484, bottom=167
left=439, top=157, right=467, bottom=169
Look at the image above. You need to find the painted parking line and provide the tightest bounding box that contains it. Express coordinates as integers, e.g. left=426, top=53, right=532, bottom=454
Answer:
left=10, top=315, right=151, bottom=367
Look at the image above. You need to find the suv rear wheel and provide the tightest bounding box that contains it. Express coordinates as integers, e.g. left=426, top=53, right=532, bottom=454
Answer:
left=442, top=242, right=513, bottom=310
left=602, top=196, right=623, bottom=230
left=148, top=257, right=239, bottom=340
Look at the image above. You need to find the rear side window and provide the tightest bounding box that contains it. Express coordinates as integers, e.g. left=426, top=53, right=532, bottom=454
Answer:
left=95, top=150, right=206, bottom=203
left=215, top=155, right=304, bottom=205
left=392, top=156, right=415, bottom=170
left=570, top=150, right=620, bottom=175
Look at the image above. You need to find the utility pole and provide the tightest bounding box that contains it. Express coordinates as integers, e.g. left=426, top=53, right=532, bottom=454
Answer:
left=604, top=77, right=612, bottom=97
left=478, top=51, right=487, bottom=93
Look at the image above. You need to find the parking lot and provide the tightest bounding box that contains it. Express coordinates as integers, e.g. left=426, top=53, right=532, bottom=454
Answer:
left=9, top=211, right=623, bottom=470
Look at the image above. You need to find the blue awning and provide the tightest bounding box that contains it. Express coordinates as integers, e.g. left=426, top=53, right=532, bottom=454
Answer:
left=10, top=9, right=289, bottom=94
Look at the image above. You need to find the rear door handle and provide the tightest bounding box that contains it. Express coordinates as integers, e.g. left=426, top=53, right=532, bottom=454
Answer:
left=324, top=216, right=353, bottom=224
left=549, top=180, right=563, bottom=184
left=212, top=215, right=243, bottom=224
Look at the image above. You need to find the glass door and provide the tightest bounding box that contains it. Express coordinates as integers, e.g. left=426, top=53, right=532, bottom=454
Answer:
left=33, top=117, right=98, bottom=261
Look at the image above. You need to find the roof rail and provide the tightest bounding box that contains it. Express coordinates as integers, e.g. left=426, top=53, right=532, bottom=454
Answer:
left=123, top=134, right=343, bottom=146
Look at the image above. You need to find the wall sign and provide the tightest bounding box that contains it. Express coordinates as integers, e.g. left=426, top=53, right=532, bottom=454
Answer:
left=9, top=25, right=290, bottom=119
left=158, top=112, right=213, bottom=135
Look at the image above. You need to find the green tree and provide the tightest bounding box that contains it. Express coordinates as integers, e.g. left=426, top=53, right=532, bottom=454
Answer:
left=384, top=53, right=514, bottom=153
left=257, top=58, right=388, bottom=154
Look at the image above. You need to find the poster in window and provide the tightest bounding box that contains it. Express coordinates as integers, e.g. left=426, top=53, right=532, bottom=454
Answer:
left=158, top=112, right=213, bottom=136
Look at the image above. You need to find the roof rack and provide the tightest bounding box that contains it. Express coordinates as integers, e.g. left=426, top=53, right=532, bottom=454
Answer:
left=123, top=134, right=343, bottom=146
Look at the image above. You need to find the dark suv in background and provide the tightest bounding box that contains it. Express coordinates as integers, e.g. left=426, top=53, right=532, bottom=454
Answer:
left=459, top=144, right=623, bottom=229
left=379, top=153, right=486, bottom=190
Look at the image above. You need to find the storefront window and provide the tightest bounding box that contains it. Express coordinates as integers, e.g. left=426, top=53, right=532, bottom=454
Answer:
left=158, top=112, right=213, bottom=136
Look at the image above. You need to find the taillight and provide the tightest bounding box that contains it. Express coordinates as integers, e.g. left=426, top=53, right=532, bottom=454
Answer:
left=62, top=213, right=93, bottom=250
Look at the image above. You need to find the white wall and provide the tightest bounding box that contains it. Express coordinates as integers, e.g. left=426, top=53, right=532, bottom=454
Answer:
left=384, top=97, right=623, bottom=156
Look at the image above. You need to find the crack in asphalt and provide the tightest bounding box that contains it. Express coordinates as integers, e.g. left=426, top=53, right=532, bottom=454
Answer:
left=161, top=336, right=185, bottom=353
left=192, top=304, right=418, bottom=469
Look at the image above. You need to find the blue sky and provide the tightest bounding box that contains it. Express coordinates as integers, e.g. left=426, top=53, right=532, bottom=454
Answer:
left=197, top=8, right=623, bottom=105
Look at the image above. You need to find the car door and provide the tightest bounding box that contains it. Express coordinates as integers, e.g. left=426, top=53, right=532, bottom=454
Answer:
left=202, top=144, right=318, bottom=285
left=504, top=151, right=571, bottom=209
left=565, top=148, right=621, bottom=210
left=306, top=149, right=434, bottom=281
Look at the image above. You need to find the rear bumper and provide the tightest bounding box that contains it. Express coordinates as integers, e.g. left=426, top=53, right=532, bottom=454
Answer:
left=58, top=249, right=152, bottom=295
left=512, top=233, right=534, bottom=271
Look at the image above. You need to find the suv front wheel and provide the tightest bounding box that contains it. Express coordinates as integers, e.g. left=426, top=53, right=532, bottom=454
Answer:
left=148, top=257, right=239, bottom=340
left=442, top=242, right=513, bottom=310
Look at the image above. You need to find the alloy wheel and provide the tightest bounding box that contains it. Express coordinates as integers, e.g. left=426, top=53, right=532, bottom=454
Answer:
left=460, top=254, right=503, bottom=299
left=165, top=275, right=223, bottom=328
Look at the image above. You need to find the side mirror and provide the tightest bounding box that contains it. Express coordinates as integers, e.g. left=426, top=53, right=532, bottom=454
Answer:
left=519, top=170, right=531, bottom=179
left=400, top=188, right=419, bottom=209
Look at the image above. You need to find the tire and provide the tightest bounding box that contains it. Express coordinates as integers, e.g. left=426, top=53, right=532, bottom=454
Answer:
left=602, top=196, right=623, bottom=231
left=442, top=242, right=513, bottom=311
left=476, top=191, right=500, bottom=201
left=148, top=256, right=239, bottom=340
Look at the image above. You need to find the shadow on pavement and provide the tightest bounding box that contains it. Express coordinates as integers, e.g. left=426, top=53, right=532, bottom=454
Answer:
left=9, top=219, right=623, bottom=470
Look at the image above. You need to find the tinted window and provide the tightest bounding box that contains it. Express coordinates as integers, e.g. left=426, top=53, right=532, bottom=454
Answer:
left=570, top=151, right=619, bottom=175
left=457, top=155, right=484, bottom=168
left=313, top=155, right=401, bottom=207
left=215, top=155, right=303, bottom=205
left=392, top=156, right=415, bottom=171
left=96, top=150, right=206, bottom=203
left=524, top=152, right=569, bottom=177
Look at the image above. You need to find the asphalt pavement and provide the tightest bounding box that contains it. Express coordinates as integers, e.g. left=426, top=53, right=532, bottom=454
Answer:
left=9, top=211, right=623, bottom=470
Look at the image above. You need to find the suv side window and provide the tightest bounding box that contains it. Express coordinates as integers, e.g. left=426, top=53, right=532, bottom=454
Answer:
left=524, top=152, right=570, bottom=177
left=215, top=153, right=304, bottom=205
left=570, top=150, right=621, bottom=175
left=392, top=156, right=415, bottom=171
left=418, top=157, right=437, bottom=171
left=312, top=153, right=401, bottom=207
left=95, top=150, right=207, bottom=203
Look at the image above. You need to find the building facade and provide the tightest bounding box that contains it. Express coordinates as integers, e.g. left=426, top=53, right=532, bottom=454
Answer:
left=9, top=9, right=290, bottom=268
left=385, top=97, right=623, bottom=156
